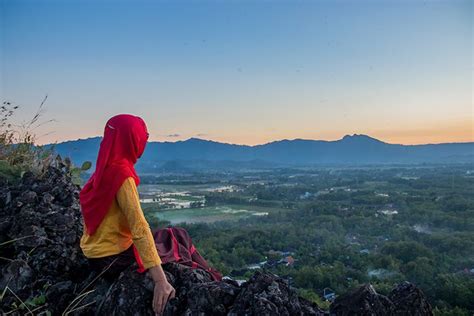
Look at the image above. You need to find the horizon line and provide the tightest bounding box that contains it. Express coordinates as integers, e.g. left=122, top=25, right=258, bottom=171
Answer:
left=42, top=133, right=474, bottom=147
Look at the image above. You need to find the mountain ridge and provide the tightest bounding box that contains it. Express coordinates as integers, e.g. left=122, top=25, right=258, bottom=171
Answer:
left=48, top=133, right=473, bottom=147
left=46, top=134, right=474, bottom=170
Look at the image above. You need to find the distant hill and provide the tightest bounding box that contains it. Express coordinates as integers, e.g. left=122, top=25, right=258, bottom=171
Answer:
left=48, top=134, right=474, bottom=171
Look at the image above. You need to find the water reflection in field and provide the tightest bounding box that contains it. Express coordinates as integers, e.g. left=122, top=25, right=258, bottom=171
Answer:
left=151, top=205, right=270, bottom=225
left=138, top=184, right=271, bottom=224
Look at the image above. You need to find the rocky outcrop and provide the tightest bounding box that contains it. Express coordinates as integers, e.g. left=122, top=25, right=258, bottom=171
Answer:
left=228, top=271, right=324, bottom=316
left=89, top=263, right=326, bottom=316
left=329, top=282, right=433, bottom=316
left=0, top=163, right=90, bottom=315
left=388, top=282, right=433, bottom=315
left=329, top=284, right=394, bottom=315
left=0, top=163, right=433, bottom=315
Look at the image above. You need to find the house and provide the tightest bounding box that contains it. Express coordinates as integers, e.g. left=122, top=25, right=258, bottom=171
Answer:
left=278, top=256, right=295, bottom=267
left=377, top=209, right=398, bottom=216
left=246, top=261, right=267, bottom=270
left=323, top=288, right=336, bottom=302
left=246, top=264, right=261, bottom=270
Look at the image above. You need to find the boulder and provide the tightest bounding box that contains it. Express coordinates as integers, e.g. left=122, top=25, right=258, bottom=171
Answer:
left=389, top=281, right=433, bottom=315
left=229, top=270, right=325, bottom=316
left=329, top=284, right=394, bottom=315
left=329, top=282, right=433, bottom=316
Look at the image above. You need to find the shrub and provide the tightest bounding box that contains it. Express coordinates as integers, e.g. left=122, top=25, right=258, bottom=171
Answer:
left=0, top=97, right=93, bottom=183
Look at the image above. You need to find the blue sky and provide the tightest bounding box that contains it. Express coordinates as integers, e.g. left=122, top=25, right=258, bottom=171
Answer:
left=1, top=0, right=472, bottom=145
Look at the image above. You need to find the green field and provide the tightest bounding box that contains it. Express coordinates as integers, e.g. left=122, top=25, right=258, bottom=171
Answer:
left=149, top=204, right=285, bottom=225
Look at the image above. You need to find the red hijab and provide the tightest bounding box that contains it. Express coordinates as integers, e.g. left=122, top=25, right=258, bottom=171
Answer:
left=79, top=114, right=149, bottom=235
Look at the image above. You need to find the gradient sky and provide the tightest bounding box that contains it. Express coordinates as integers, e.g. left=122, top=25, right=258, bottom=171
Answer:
left=1, top=0, right=472, bottom=145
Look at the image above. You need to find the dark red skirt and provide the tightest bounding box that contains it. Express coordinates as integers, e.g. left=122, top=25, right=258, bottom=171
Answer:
left=87, top=227, right=222, bottom=281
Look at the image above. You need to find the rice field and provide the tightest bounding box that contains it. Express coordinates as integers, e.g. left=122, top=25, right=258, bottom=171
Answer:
left=150, top=204, right=275, bottom=225
left=138, top=184, right=285, bottom=224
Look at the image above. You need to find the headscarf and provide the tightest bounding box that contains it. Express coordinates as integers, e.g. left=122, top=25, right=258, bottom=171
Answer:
left=79, top=114, right=148, bottom=235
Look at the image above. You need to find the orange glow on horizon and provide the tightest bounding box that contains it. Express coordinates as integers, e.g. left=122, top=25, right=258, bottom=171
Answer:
left=174, top=118, right=474, bottom=146
left=35, top=118, right=473, bottom=146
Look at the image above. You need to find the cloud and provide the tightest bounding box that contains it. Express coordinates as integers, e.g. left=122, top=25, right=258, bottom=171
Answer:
left=165, top=133, right=181, bottom=138
left=196, top=133, right=208, bottom=137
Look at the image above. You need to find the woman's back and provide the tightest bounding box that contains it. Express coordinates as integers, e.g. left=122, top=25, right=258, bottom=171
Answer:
left=80, top=176, right=161, bottom=270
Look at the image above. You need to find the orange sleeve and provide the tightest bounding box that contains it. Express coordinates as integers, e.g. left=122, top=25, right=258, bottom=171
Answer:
left=116, top=177, right=161, bottom=269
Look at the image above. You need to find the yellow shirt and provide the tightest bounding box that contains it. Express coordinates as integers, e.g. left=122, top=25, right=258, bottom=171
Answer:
left=80, top=177, right=161, bottom=269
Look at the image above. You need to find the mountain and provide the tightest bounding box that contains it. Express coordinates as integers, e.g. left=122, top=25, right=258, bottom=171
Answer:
left=48, top=134, right=474, bottom=171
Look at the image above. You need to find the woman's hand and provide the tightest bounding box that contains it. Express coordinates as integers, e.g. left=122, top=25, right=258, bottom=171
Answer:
left=148, top=265, right=176, bottom=315
left=153, top=278, right=175, bottom=315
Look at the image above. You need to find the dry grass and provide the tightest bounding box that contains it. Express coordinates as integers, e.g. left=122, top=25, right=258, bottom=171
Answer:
left=0, top=96, right=56, bottom=181
left=61, top=257, right=119, bottom=315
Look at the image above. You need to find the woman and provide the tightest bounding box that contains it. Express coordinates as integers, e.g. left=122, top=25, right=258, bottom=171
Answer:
left=79, top=114, right=175, bottom=316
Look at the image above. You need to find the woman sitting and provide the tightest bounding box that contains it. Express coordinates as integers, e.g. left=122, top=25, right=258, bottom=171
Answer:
left=79, top=114, right=174, bottom=316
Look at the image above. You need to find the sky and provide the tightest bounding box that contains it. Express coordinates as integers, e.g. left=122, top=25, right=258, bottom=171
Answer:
left=1, top=0, right=472, bottom=146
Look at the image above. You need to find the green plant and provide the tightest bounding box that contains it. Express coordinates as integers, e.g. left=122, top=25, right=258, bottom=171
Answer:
left=0, top=97, right=56, bottom=181
left=297, top=288, right=331, bottom=310
left=68, top=158, right=92, bottom=185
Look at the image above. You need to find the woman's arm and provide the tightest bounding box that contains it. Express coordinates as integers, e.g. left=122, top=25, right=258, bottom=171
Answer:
left=149, top=265, right=176, bottom=315
left=116, top=177, right=161, bottom=269
left=116, top=177, right=175, bottom=315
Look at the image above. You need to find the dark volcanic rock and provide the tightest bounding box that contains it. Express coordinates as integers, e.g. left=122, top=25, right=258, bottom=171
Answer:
left=98, top=267, right=156, bottom=316
left=96, top=263, right=324, bottom=316
left=389, top=281, right=433, bottom=315
left=330, top=284, right=395, bottom=315
left=185, top=280, right=240, bottom=315
left=329, top=283, right=433, bottom=316
left=229, top=270, right=325, bottom=316
left=0, top=161, right=434, bottom=315
left=0, top=260, right=33, bottom=294
left=0, top=160, right=89, bottom=315
left=161, top=262, right=241, bottom=315
left=94, top=262, right=324, bottom=316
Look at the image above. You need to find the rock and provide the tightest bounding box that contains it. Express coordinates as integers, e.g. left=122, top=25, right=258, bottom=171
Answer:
left=0, top=160, right=89, bottom=315
left=329, top=282, right=433, bottom=316
left=20, top=190, right=37, bottom=204
left=96, top=263, right=325, bottom=316
left=21, top=171, right=36, bottom=186
left=42, top=192, right=55, bottom=204
left=330, top=284, right=395, bottom=315
left=164, top=261, right=214, bottom=285
left=185, top=281, right=240, bottom=315
left=164, top=262, right=240, bottom=315
left=0, top=260, right=33, bottom=294
left=229, top=270, right=326, bottom=316
left=44, top=280, right=75, bottom=312
left=389, top=281, right=433, bottom=315
left=0, top=190, right=12, bottom=208
left=98, top=267, right=155, bottom=316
